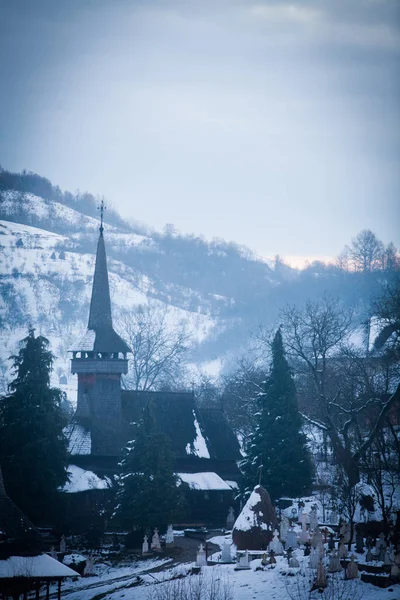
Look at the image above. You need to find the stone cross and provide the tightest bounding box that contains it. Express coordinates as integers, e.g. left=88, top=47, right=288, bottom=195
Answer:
left=151, top=528, right=161, bottom=551
left=196, top=543, right=207, bottom=567
left=142, top=535, right=149, bottom=554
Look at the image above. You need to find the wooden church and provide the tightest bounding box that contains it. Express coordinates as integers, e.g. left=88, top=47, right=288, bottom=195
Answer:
left=64, top=214, right=241, bottom=529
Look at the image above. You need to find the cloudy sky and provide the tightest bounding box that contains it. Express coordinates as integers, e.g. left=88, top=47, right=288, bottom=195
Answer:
left=1, top=0, right=399, bottom=260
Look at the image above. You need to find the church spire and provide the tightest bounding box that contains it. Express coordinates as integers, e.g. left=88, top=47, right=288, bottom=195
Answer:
left=88, top=225, right=113, bottom=331
left=80, top=203, right=130, bottom=354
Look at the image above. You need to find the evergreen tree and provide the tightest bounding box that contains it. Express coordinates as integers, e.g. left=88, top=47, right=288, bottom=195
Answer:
left=240, top=328, right=313, bottom=501
left=0, top=329, right=69, bottom=522
left=114, top=401, right=185, bottom=533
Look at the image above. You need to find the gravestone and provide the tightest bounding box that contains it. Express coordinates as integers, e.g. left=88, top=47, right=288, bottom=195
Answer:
left=311, top=529, right=324, bottom=552
left=151, top=528, right=161, bottom=552
left=328, top=533, right=335, bottom=551
left=60, top=535, right=66, bottom=554
left=316, top=557, right=327, bottom=588
left=286, top=530, right=298, bottom=549
left=84, top=556, right=95, bottom=576
left=196, top=543, right=207, bottom=567
left=329, top=510, right=338, bottom=525
left=338, top=540, right=348, bottom=559
left=50, top=547, right=58, bottom=560
left=346, top=555, right=359, bottom=579
left=355, top=531, right=364, bottom=554
left=289, top=556, right=300, bottom=568
left=391, top=552, right=400, bottom=579
left=280, top=516, right=289, bottom=543
left=269, top=550, right=276, bottom=564
left=298, top=514, right=308, bottom=544
left=236, top=550, right=251, bottom=570
left=309, top=548, right=319, bottom=569
left=226, top=507, right=235, bottom=530
left=142, top=535, right=149, bottom=555
left=166, top=525, right=174, bottom=547
left=365, top=536, right=373, bottom=562
left=340, top=523, right=351, bottom=545
left=328, top=549, right=342, bottom=573
left=384, top=549, right=392, bottom=566
left=376, top=533, right=387, bottom=562
left=221, top=542, right=232, bottom=563
left=269, top=529, right=283, bottom=555
left=309, top=507, right=318, bottom=532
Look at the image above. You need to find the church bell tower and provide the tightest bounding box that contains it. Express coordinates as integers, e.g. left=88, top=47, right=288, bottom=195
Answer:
left=70, top=202, right=130, bottom=456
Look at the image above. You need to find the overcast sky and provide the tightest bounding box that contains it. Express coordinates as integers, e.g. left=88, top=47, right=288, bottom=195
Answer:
left=1, top=0, right=399, bottom=260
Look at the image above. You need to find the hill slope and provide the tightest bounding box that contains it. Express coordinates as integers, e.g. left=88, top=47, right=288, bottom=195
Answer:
left=0, top=168, right=396, bottom=403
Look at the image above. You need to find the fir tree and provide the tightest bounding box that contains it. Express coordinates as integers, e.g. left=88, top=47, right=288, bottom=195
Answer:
left=241, top=328, right=313, bottom=501
left=0, top=329, right=69, bottom=522
left=114, top=401, right=185, bottom=533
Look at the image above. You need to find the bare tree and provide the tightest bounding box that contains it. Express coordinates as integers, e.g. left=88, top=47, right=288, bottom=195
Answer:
left=221, top=357, right=266, bottom=446
left=362, top=422, right=400, bottom=526
left=347, top=229, right=384, bottom=272
left=281, top=295, right=400, bottom=488
left=116, top=303, right=193, bottom=391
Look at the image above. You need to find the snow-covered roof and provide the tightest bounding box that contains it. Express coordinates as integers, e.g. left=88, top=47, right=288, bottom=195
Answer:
left=62, top=465, right=110, bottom=493
left=64, top=421, right=91, bottom=455
left=0, top=554, right=78, bottom=579
left=225, top=480, right=239, bottom=490
left=185, top=410, right=210, bottom=459
left=177, top=472, right=232, bottom=491
left=70, top=330, right=96, bottom=352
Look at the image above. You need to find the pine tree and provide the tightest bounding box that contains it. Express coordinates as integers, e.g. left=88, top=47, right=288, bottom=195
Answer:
left=0, top=329, right=69, bottom=523
left=114, top=401, right=185, bottom=534
left=241, top=328, right=313, bottom=501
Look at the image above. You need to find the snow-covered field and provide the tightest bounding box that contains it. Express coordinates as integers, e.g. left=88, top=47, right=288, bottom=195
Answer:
left=52, top=535, right=400, bottom=600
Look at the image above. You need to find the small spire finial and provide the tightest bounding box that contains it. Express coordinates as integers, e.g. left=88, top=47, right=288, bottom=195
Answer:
left=98, top=199, right=106, bottom=233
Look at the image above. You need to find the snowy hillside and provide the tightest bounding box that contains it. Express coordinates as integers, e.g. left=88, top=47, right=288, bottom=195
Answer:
left=0, top=217, right=218, bottom=402
left=1, top=170, right=394, bottom=402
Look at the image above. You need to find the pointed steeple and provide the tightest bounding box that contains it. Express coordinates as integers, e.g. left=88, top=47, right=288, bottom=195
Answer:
left=88, top=230, right=113, bottom=330
left=72, top=203, right=130, bottom=355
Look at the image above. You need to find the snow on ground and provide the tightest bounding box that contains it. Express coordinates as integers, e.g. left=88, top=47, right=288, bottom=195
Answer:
left=69, top=554, right=398, bottom=600
left=51, top=558, right=171, bottom=600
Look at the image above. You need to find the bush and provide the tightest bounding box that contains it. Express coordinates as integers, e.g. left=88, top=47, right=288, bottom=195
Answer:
left=147, top=569, right=233, bottom=600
